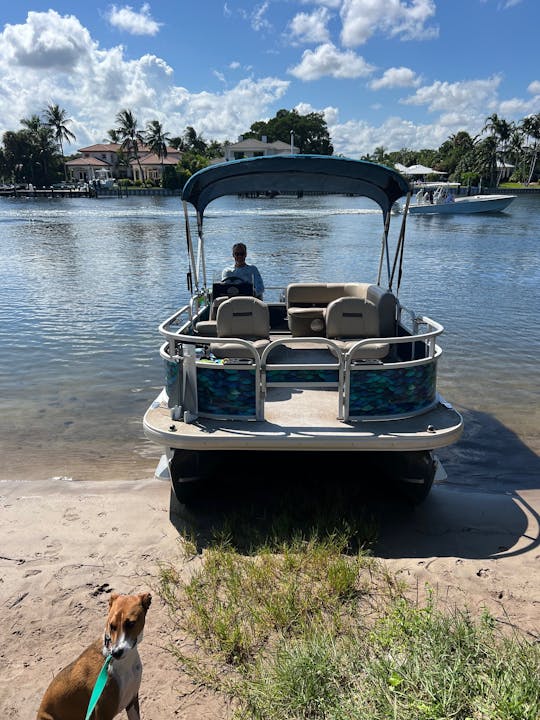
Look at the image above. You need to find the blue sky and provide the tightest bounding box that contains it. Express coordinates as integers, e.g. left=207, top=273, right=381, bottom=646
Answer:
left=0, top=1, right=538, bottom=157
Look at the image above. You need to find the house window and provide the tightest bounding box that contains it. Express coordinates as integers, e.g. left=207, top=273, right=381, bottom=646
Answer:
left=234, top=152, right=245, bottom=160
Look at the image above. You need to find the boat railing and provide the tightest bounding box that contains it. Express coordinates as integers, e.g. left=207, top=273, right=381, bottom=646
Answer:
left=157, top=303, right=444, bottom=423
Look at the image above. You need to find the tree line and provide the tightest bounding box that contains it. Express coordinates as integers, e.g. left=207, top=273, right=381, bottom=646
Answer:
left=1, top=104, right=538, bottom=189
left=363, top=113, right=540, bottom=187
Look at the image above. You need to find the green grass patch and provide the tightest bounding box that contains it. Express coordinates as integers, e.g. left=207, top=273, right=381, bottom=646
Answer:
left=158, top=529, right=540, bottom=719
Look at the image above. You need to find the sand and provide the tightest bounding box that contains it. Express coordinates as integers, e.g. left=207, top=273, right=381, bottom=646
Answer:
left=1, top=477, right=539, bottom=719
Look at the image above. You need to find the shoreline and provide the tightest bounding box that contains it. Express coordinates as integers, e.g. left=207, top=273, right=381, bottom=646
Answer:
left=1, top=477, right=539, bottom=718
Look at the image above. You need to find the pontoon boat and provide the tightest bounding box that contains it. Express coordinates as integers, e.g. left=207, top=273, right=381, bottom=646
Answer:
left=143, top=156, right=464, bottom=504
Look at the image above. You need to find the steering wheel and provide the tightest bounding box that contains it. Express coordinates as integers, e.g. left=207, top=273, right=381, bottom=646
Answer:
left=222, top=276, right=244, bottom=286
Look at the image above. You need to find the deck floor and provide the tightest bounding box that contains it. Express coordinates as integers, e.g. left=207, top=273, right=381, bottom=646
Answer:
left=144, top=386, right=462, bottom=453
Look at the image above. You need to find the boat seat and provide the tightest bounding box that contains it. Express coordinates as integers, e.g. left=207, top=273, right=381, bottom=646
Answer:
left=195, top=296, right=229, bottom=337
left=325, top=297, right=390, bottom=360
left=286, top=282, right=370, bottom=337
left=210, top=296, right=271, bottom=359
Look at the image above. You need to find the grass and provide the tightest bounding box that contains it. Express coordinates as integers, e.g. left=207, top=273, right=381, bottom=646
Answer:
left=158, top=513, right=540, bottom=720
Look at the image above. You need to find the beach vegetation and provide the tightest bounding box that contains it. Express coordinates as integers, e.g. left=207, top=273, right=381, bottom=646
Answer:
left=159, top=515, right=540, bottom=719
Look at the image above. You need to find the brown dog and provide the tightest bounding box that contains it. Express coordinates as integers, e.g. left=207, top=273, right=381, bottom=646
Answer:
left=37, top=592, right=152, bottom=720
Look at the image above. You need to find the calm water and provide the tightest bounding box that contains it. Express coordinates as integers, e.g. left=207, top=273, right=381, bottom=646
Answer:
left=1, top=193, right=539, bottom=487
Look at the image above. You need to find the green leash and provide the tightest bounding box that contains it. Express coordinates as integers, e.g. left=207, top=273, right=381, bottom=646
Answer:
left=85, top=654, right=112, bottom=720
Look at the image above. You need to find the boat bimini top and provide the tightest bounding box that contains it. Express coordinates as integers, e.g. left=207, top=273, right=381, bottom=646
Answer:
left=181, top=154, right=412, bottom=294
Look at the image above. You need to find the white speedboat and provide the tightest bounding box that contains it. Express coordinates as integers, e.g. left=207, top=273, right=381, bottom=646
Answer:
left=407, top=183, right=516, bottom=215
left=143, top=155, right=464, bottom=504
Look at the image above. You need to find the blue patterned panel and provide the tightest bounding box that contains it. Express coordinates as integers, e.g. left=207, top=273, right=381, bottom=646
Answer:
left=165, top=359, right=179, bottom=401
left=197, top=366, right=257, bottom=417
left=267, top=368, right=339, bottom=384
left=349, top=362, right=437, bottom=417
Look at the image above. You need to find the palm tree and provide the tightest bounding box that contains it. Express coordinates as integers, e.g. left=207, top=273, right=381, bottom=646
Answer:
left=520, top=113, right=540, bottom=185
left=43, top=104, right=76, bottom=182
left=20, top=114, right=57, bottom=185
left=483, top=113, right=513, bottom=186
left=104, top=128, right=122, bottom=144
left=145, top=119, right=170, bottom=184
left=115, top=109, right=145, bottom=182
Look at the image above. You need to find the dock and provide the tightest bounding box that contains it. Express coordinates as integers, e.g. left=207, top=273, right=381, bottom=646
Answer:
left=0, top=187, right=93, bottom=199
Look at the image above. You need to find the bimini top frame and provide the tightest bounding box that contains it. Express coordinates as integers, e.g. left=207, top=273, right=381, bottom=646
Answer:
left=180, top=154, right=412, bottom=293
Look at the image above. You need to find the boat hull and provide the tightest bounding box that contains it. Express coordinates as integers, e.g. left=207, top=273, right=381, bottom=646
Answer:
left=408, top=194, right=516, bottom=214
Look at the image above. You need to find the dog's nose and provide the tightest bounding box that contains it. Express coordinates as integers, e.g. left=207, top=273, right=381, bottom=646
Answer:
left=112, top=648, right=124, bottom=659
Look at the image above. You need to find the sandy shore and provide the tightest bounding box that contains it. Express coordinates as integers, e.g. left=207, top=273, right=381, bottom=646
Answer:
left=1, top=478, right=539, bottom=719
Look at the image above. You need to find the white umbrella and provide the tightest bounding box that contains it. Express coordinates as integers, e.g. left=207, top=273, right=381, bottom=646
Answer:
left=401, top=164, right=445, bottom=176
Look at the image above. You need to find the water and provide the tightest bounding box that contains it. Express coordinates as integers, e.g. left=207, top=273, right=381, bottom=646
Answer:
left=1, top=193, right=539, bottom=486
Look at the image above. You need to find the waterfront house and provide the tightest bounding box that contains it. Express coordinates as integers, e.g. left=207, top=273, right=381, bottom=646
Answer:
left=129, top=149, right=182, bottom=183
left=66, top=143, right=182, bottom=184
left=219, top=136, right=299, bottom=162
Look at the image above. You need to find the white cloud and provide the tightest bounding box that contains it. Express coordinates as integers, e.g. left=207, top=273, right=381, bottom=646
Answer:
left=289, top=43, right=375, bottom=81
left=229, top=61, right=241, bottom=69
left=330, top=115, right=452, bottom=157
left=499, top=96, right=539, bottom=117
left=251, top=2, right=272, bottom=32
left=0, top=10, right=288, bottom=151
left=300, top=0, right=341, bottom=7
left=106, top=3, right=161, bottom=36
left=288, top=8, right=331, bottom=44
left=402, top=76, right=502, bottom=115
left=294, top=101, right=339, bottom=126
left=527, top=80, right=540, bottom=95
left=2, top=10, right=94, bottom=69
left=370, top=67, right=420, bottom=90
left=340, top=0, right=438, bottom=47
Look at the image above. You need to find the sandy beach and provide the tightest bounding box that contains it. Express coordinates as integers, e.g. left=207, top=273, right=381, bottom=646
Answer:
left=1, top=476, right=539, bottom=719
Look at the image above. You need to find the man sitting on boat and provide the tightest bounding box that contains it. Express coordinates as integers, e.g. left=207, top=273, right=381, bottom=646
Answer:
left=222, top=243, right=265, bottom=299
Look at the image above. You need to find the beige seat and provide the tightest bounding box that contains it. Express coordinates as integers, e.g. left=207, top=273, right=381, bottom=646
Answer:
left=210, top=297, right=270, bottom=359
left=325, top=297, right=390, bottom=360
left=196, top=296, right=229, bottom=337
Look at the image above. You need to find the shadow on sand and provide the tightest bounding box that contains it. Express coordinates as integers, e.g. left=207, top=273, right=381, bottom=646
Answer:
left=168, top=407, right=539, bottom=561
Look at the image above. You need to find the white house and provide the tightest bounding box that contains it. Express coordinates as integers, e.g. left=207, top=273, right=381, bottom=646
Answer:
left=220, top=136, right=299, bottom=162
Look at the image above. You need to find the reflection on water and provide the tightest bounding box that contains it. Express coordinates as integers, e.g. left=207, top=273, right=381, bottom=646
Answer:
left=1, top=193, right=539, bottom=482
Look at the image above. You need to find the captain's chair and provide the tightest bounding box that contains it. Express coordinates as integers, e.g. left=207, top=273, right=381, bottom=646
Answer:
left=210, top=296, right=270, bottom=359
left=325, top=297, right=390, bottom=360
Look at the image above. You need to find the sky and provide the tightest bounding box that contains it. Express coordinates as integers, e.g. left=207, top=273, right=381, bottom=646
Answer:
left=0, top=0, right=538, bottom=158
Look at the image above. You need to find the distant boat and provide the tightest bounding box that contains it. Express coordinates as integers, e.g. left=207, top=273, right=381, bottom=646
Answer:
left=405, top=183, right=516, bottom=215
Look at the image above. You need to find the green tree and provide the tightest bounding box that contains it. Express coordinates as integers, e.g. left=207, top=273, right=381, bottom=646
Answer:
left=483, top=113, right=514, bottom=185
left=19, top=115, right=59, bottom=185
left=115, top=109, right=145, bottom=181
left=43, top=104, right=76, bottom=182
left=145, top=119, right=170, bottom=183
left=183, top=126, right=208, bottom=154
left=244, top=109, right=333, bottom=155
left=520, top=113, right=540, bottom=184
left=104, top=128, right=122, bottom=144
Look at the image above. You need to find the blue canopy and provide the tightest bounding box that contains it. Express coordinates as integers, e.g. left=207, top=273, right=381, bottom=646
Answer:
left=182, top=155, right=410, bottom=216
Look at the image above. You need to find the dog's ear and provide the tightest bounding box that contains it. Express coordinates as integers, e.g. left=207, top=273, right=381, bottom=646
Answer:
left=109, top=593, right=120, bottom=608
left=139, top=593, right=152, bottom=612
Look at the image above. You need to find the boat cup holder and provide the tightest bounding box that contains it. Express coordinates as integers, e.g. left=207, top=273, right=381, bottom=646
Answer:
left=310, top=318, right=324, bottom=333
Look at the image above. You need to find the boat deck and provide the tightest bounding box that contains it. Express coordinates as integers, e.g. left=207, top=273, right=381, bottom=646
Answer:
left=143, top=387, right=462, bottom=453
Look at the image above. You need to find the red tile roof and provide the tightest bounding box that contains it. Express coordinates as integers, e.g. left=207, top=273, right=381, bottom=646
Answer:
left=66, top=157, right=110, bottom=166
left=77, top=143, right=122, bottom=152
